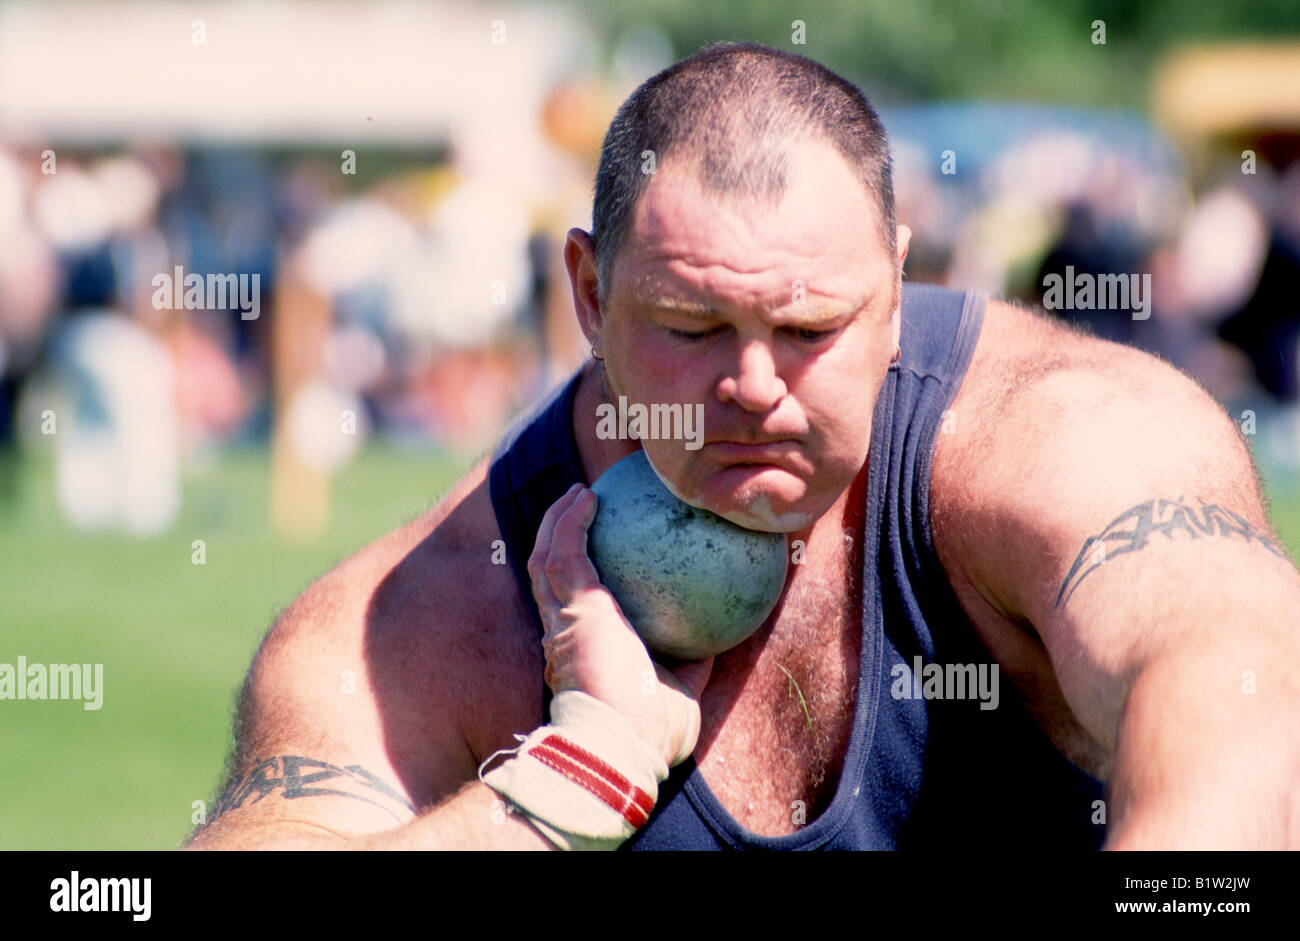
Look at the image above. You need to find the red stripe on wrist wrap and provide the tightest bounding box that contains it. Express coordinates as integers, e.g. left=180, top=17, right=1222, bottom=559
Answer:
left=530, top=734, right=654, bottom=829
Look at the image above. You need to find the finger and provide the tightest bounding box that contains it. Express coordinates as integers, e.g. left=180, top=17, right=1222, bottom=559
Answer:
left=532, top=484, right=584, bottom=564
left=527, top=484, right=585, bottom=613
left=544, top=487, right=605, bottom=603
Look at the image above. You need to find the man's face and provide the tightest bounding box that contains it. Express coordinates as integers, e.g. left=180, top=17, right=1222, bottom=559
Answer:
left=592, top=139, right=908, bottom=532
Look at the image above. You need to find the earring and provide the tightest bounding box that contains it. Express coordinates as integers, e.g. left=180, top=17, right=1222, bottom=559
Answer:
left=591, top=341, right=603, bottom=362
left=890, top=346, right=901, bottom=364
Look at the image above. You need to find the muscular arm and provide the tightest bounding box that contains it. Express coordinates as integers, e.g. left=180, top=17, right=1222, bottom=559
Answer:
left=183, top=459, right=555, bottom=851
left=936, top=318, right=1300, bottom=848
left=185, top=757, right=553, bottom=850
left=184, top=457, right=706, bottom=851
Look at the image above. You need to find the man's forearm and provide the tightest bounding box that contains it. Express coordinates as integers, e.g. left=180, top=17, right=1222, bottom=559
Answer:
left=1104, top=627, right=1300, bottom=849
left=186, top=780, right=557, bottom=851
left=348, top=781, right=557, bottom=850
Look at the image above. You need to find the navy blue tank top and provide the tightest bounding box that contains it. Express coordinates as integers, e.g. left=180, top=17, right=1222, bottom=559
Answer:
left=489, top=283, right=1108, bottom=850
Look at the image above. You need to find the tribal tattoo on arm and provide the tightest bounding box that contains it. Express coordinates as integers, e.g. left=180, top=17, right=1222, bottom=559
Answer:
left=1055, top=496, right=1288, bottom=609
left=196, top=755, right=417, bottom=836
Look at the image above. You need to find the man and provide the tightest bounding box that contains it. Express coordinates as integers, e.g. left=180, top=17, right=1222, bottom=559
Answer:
left=186, top=42, right=1300, bottom=850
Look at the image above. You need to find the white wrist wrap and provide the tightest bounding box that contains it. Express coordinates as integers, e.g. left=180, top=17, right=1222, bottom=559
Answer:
left=479, top=690, right=668, bottom=850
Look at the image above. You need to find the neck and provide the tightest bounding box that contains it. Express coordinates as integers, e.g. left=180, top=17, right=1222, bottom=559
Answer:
left=573, top=360, right=640, bottom=485
left=787, top=455, right=869, bottom=584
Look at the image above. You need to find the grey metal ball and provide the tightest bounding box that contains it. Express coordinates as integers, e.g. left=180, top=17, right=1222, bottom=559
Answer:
left=587, top=450, right=789, bottom=660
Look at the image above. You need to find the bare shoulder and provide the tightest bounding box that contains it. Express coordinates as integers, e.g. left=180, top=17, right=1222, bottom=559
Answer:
left=190, top=454, right=543, bottom=846
left=923, top=298, right=1281, bottom=773
left=932, top=296, right=1269, bottom=622
left=940, top=296, right=1148, bottom=435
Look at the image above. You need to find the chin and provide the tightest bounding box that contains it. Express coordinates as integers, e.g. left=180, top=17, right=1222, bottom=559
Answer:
left=714, top=495, right=817, bottom=533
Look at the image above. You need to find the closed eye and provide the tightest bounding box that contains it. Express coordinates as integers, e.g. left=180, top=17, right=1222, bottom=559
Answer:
left=665, top=324, right=840, bottom=342
left=667, top=326, right=720, bottom=340
left=791, top=327, right=839, bottom=342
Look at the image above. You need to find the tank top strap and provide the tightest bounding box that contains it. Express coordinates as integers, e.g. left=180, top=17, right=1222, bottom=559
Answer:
left=487, top=369, right=587, bottom=713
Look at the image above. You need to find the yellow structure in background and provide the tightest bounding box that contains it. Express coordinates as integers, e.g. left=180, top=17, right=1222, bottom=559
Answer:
left=1153, top=42, right=1300, bottom=147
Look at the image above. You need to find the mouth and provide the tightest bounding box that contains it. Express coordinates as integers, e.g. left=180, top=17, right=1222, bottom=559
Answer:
left=705, top=440, right=805, bottom=469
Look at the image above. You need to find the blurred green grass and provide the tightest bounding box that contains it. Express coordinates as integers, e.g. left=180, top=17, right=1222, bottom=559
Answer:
left=1, top=445, right=1298, bottom=849
left=0, top=444, right=472, bottom=850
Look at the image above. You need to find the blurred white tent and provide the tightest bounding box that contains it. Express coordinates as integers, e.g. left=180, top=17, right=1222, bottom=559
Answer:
left=0, top=0, right=593, bottom=185
left=0, top=0, right=603, bottom=538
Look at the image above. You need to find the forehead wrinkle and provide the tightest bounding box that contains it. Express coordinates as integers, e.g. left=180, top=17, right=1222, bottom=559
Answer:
left=626, top=254, right=874, bottom=308
left=632, top=243, right=855, bottom=297
left=634, top=167, right=847, bottom=267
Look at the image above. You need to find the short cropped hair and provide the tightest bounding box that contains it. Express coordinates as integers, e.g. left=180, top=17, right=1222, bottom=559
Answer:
left=591, top=41, right=897, bottom=300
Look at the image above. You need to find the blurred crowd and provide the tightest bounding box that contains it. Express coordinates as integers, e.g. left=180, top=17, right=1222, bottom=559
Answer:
left=0, top=112, right=599, bottom=533
left=2, top=92, right=1298, bottom=535
left=892, top=108, right=1300, bottom=417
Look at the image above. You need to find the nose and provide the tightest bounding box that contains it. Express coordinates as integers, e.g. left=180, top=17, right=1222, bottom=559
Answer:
left=717, top=339, right=787, bottom=414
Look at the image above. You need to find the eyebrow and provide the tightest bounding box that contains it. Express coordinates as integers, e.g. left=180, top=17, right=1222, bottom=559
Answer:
left=633, top=293, right=869, bottom=327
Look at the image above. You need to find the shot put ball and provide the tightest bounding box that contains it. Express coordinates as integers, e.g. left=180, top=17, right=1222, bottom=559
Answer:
left=586, top=450, right=789, bottom=660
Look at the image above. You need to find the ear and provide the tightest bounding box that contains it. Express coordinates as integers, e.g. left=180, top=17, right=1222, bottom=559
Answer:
left=563, top=228, right=603, bottom=346
left=896, top=224, right=912, bottom=270
left=892, top=224, right=911, bottom=350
